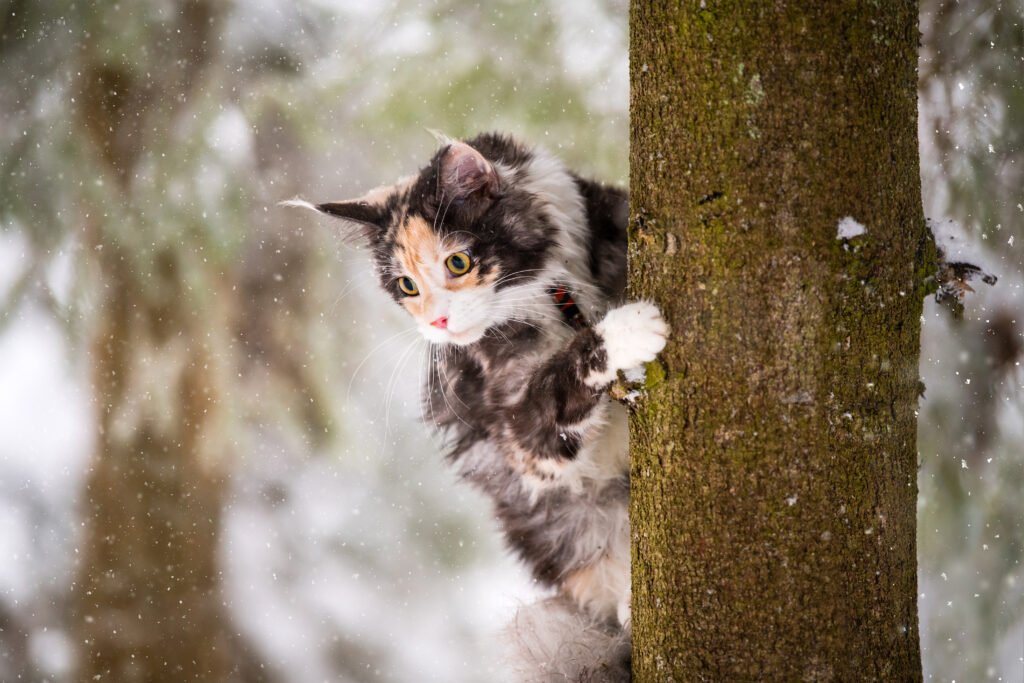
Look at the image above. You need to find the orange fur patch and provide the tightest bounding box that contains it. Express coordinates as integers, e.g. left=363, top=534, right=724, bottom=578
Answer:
left=562, top=560, right=620, bottom=622
left=393, top=216, right=496, bottom=321
left=395, top=216, right=441, bottom=270
left=395, top=216, right=440, bottom=320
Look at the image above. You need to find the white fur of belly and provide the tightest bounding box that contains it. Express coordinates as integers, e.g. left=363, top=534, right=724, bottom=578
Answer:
left=520, top=397, right=629, bottom=498
left=563, top=516, right=631, bottom=626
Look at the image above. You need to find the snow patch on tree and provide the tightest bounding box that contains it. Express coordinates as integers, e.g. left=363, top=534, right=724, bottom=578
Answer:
left=836, top=216, right=867, bottom=240
left=927, top=217, right=996, bottom=274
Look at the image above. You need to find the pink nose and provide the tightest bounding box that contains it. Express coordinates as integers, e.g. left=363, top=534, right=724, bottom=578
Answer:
left=431, top=316, right=449, bottom=329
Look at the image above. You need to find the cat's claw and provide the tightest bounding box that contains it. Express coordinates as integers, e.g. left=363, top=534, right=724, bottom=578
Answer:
left=591, top=302, right=669, bottom=385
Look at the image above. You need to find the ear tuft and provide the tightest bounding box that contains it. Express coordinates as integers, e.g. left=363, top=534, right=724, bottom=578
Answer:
left=278, top=198, right=320, bottom=212
left=425, top=128, right=453, bottom=147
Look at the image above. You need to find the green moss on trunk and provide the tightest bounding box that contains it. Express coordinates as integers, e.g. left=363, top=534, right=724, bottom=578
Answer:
left=630, top=2, right=924, bottom=680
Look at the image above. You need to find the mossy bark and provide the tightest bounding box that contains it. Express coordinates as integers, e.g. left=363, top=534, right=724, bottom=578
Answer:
left=630, top=2, right=925, bottom=680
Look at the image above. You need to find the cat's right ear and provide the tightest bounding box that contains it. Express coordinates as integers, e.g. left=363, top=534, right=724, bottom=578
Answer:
left=438, top=141, right=500, bottom=203
left=280, top=195, right=389, bottom=242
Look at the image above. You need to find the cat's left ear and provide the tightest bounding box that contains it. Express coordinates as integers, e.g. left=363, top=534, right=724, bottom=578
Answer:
left=280, top=190, right=391, bottom=241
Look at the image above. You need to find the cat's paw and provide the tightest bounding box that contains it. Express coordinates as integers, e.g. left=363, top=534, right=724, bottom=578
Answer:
left=590, top=302, right=668, bottom=386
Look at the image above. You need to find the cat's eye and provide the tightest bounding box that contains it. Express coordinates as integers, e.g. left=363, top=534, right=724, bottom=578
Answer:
left=398, top=276, right=419, bottom=296
left=446, top=251, right=472, bottom=276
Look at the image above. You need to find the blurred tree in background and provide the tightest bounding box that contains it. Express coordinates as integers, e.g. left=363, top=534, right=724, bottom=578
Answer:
left=918, top=1, right=1024, bottom=679
left=0, top=0, right=1021, bottom=681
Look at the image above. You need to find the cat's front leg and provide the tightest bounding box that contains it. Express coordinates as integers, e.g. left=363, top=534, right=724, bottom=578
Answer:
left=585, top=301, right=669, bottom=388
left=505, top=302, right=668, bottom=484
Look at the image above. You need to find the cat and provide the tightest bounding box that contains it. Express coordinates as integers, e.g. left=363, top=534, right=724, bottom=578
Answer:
left=284, top=132, right=667, bottom=681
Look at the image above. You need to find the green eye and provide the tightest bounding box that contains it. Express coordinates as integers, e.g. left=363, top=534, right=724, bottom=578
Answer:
left=398, top=276, right=419, bottom=296
left=446, top=251, right=472, bottom=276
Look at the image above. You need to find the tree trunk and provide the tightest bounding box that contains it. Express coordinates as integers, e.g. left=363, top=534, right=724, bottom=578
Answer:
left=76, top=246, right=237, bottom=682
left=629, top=3, right=926, bottom=680
left=70, top=4, right=247, bottom=680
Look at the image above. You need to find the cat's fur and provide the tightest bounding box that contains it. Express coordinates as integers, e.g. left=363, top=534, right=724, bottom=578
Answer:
left=285, top=133, right=667, bottom=682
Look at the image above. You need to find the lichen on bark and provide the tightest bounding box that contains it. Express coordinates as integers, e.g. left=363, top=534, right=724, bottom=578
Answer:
left=630, top=2, right=925, bottom=680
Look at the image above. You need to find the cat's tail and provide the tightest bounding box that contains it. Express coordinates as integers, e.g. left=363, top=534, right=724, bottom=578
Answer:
left=502, top=596, right=630, bottom=683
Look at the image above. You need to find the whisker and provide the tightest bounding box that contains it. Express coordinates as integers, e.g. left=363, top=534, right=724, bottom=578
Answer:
left=421, top=342, right=440, bottom=427
left=439, top=229, right=480, bottom=249
left=486, top=325, right=514, bottom=345
left=488, top=293, right=554, bottom=305
left=382, top=336, right=426, bottom=448
left=346, top=325, right=421, bottom=405
left=491, top=271, right=551, bottom=288
left=485, top=315, right=548, bottom=333
left=329, top=277, right=362, bottom=316
left=432, top=190, right=446, bottom=233
left=434, top=347, right=473, bottom=429
left=492, top=306, right=577, bottom=331
left=490, top=267, right=550, bottom=280
left=435, top=191, right=456, bottom=233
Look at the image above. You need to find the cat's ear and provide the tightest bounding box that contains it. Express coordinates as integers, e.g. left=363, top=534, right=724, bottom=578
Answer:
left=280, top=191, right=390, bottom=241
left=314, top=200, right=387, bottom=227
left=438, top=141, right=500, bottom=203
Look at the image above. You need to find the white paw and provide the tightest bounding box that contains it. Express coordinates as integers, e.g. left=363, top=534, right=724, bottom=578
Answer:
left=595, top=302, right=668, bottom=380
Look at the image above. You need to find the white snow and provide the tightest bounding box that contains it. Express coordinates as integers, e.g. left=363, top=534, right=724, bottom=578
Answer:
left=206, top=107, right=253, bottom=165
left=836, top=216, right=867, bottom=240
left=28, top=629, right=74, bottom=678
left=927, top=218, right=996, bottom=276
left=623, top=365, right=646, bottom=384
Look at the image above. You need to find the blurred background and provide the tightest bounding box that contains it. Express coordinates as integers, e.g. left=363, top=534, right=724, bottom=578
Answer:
left=0, top=1, right=1019, bottom=681
left=918, top=2, right=1024, bottom=680
left=0, top=1, right=626, bottom=681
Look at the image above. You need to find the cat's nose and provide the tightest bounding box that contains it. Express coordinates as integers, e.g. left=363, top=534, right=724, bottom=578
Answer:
left=430, top=316, right=449, bottom=329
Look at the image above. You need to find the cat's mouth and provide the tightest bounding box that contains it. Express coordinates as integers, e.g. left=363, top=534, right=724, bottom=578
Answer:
left=423, top=322, right=487, bottom=346
left=443, top=325, right=487, bottom=345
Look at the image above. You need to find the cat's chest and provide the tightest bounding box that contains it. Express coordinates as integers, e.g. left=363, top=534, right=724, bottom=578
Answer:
left=433, top=328, right=566, bottom=414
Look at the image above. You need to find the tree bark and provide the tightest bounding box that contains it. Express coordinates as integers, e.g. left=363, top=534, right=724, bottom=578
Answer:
left=629, top=2, right=926, bottom=680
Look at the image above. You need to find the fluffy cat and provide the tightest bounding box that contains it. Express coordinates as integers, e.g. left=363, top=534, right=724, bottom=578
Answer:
left=285, top=133, right=667, bottom=682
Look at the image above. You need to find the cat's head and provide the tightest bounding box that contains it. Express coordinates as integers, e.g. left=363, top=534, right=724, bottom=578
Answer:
left=286, top=134, right=561, bottom=346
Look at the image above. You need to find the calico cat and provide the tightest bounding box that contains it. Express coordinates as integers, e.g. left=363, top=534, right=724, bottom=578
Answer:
left=285, top=133, right=667, bottom=681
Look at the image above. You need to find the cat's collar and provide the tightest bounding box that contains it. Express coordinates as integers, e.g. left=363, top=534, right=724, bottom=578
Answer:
left=548, top=285, right=588, bottom=330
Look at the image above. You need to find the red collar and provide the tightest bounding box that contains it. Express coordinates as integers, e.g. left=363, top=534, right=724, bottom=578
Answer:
left=548, top=286, right=588, bottom=329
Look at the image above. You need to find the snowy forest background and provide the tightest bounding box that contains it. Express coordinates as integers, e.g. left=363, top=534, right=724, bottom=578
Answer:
left=0, top=1, right=1020, bottom=681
